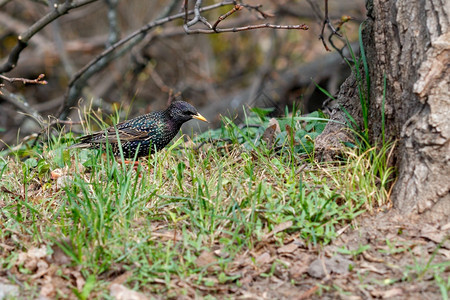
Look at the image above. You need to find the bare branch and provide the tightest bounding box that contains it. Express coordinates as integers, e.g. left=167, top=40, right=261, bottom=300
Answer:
left=0, top=74, right=47, bottom=85
left=181, top=2, right=307, bottom=35
left=186, top=0, right=202, bottom=27
left=68, top=1, right=235, bottom=90
left=0, top=0, right=99, bottom=73
left=186, top=23, right=308, bottom=34
left=104, top=0, right=120, bottom=46
left=59, top=0, right=236, bottom=119
left=311, top=0, right=343, bottom=52
left=57, top=0, right=308, bottom=120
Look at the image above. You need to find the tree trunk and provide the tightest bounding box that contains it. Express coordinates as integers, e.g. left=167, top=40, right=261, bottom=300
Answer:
left=315, top=0, right=449, bottom=221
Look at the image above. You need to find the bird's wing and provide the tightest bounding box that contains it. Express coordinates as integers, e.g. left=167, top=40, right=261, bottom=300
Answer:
left=79, top=126, right=149, bottom=145
left=70, top=114, right=159, bottom=148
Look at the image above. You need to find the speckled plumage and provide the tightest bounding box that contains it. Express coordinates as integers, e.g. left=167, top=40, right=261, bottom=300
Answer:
left=71, top=101, right=208, bottom=158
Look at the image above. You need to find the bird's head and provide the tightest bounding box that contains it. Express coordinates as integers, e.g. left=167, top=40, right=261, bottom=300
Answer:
left=168, top=101, right=208, bottom=124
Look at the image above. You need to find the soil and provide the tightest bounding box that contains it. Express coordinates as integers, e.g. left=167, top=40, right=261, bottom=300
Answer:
left=1, top=210, right=448, bottom=299
left=227, top=210, right=450, bottom=300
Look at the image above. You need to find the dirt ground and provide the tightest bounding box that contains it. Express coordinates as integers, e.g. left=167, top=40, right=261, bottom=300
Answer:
left=1, top=209, right=448, bottom=299
left=227, top=210, right=450, bottom=300
left=110, top=209, right=450, bottom=299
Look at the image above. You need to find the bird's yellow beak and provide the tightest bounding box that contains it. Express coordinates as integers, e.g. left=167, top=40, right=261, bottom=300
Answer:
left=193, top=113, right=209, bottom=123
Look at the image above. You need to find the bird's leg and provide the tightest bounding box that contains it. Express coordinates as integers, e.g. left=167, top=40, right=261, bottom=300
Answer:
left=122, top=160, right=140, bottom=166
left=121, top=159, right=148, bottom=174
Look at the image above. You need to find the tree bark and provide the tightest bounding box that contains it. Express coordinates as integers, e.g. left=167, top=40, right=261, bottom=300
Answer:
left=316, top=0, right=449, bottom=221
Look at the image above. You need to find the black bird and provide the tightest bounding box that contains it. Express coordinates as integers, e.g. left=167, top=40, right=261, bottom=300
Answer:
left=70, top=101, right=208, bottom=158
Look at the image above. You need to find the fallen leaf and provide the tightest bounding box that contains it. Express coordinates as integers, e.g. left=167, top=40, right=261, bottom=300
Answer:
left=27, top=245, right=47, bottom=259
left=362, top=251, right=384, bottom=263
left=438, top=248, right=450, bottom=258
left=51, top=239, right=73, bottom=265
left=285, top=124, right=298, bottom=146
left=111, top=271, right=133, bottom=285
left=264, top=221, right=293, bottom=239
left=0, top=283, right=19, bottom=299
left=30, top=260, right=52, bottom=279
left=262, top=118, right=281, bottom=148
left=297, top=285, right=319, bottom=300
left=326, top=255, right=353, bottom=274
left=195, top=251, right=217, bottom=268
left=51, top=168, right=65, bottom=179
left=277, top=242, right=298, bottom=254
left=420, top=224, right=450, bottom=249
left=307, top=258, right=326, bottom=279
left=307, top=255, right=353, bottom=279
left=360, top=262, right=387, bottom=275
left=255, top=252, right=271, bottom=266
left=65, top=269, right=85, bottom=291
left=16, top=245, right=48, bottom=273
left=39, top=275, right=55, bottom=298
left=441, top=222, right=450, bottom=231
left=371, top=287, right=403, bottom=298
left=289, top=261, right=309, bottom=280
left=110, top=283, right=149, bottom=300
left=213, top=248, right=229, bottom=258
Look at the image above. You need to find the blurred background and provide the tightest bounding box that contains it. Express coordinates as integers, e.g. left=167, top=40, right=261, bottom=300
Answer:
left=0, top=0, right=365, bottom=149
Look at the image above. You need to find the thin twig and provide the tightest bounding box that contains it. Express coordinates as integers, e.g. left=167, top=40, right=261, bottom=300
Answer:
left=0, top=74, right=47, bottom=85
left=240, top=3, right=274, bottom=19
left=185, top=23, right=308, bottom=34
left=212, top=4, right=243, bottom=31
left=319, top=0, right=331, bottom=51
left=184, top=0, right=212, bottom=29
left=318, top=0, right=343, bottom=52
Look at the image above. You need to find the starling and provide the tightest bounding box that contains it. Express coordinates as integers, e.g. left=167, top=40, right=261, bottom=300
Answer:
left=70, top=101, right=208, bottom=158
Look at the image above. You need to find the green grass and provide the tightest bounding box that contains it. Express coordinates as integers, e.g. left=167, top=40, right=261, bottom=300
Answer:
left=0, top=107, right=395, bottom=297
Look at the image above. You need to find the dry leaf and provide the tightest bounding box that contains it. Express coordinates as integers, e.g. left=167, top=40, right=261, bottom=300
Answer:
left=438, top=248, right=450, bottom=258
left=111, top=271, right=133, bottom=285
left=371, top=287, right=403, bottom=298
left=255, top=252, right=271, bottom=266
left=420, top=224, right=450, bottom=249
left=51, top=240, right=73, bottom=266
left=0, top=282, right=19, bottom=299
left=262, top=118, right=281, bottom=148
left=51, top=168, right=65, bottom=179
left=195, top=251, right=217, bottom=268
left=360, top=262, right=387, bottom=275
left=264, top=221, right=293, bottom=239
left=362, top=251, right=385, bottom=263
left=289, top=261, right=309, bottom=280
left=277, top=242, right=298, bottom=254
left=308, top=255, right=353, bottom=279
left=110, top=283, right=149, bottom=300
left=441, top=222, right=450, bottom=231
